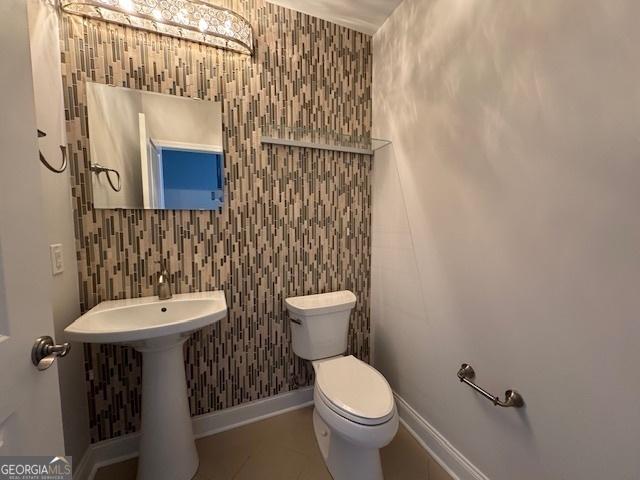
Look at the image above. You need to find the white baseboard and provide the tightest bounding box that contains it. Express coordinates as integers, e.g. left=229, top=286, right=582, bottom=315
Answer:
left=74, top=387, right=314, bottom=480
left=394, top=393, right=490, bottom=480
left=192, top=386, right=314, bottom=438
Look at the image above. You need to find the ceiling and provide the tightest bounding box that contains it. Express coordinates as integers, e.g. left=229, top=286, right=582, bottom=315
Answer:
left=267, top=0, right=403, bottom=35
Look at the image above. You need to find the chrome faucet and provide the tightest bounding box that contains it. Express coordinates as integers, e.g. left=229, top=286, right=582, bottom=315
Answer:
left=157, top=261, right=173, bottom=300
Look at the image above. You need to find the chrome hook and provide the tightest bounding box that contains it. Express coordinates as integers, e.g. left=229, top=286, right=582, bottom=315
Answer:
left=37, top=129, right=68, bottom=174
left=90, top=162, right=122, bottom=192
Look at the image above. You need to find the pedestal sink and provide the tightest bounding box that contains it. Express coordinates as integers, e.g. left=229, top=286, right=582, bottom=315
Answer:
left=65, top=291, right=227, bottom=480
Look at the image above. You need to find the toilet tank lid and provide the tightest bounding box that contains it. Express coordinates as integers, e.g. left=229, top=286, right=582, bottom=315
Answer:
left=285, top=290, right=356, bottom=317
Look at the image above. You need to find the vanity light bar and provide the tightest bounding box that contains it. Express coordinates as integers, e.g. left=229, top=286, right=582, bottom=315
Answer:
left=61, top=0, right=253, bottom=55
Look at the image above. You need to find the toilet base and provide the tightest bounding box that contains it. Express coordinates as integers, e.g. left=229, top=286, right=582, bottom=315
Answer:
left=313, top=409, right=383, bottom=480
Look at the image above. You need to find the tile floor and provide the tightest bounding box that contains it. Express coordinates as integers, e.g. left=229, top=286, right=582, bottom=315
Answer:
left=94, top=406, right=453, bottom=480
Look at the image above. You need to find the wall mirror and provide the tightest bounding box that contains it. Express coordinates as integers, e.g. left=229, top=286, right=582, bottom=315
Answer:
left=87, top=83, right=223, bottom=210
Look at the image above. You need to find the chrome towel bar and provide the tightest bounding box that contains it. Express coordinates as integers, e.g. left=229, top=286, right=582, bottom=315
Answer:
left=457, top=363, right=524, bottom=408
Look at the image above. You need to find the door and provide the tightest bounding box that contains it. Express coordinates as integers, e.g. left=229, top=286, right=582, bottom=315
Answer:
left=140, top=115, right=165, bottom=209
left=148, top=140, right=165, bottom=209
left=0, top=0, right=65, bottom=457
left=139, top=113, right=153, bottom=208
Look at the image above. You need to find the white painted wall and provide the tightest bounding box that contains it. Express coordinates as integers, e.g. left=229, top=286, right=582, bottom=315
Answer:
left=268, top=0, right=402, bottom=34
left=87, top=82, right=144, bottom=208
left=142, top=92, right=222, bottom=147
left=27, top=0, right=90, bottom=463
left=372, top=1, right=640, bottom=479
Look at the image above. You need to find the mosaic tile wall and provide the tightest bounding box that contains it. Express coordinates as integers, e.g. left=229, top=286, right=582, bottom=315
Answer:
left=59, top=1, right=372, bottom=442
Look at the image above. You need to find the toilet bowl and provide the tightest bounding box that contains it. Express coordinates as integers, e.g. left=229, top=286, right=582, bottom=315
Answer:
left=285, top=291, right=398, bottom=480
left=312, top=355, right=398, bottom=480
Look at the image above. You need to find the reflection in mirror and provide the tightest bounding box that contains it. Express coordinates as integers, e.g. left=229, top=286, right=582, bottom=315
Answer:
left=87, top=83, right=223, bottom=210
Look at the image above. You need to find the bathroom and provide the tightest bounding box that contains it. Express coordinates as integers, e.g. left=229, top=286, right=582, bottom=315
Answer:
left=0, top=0, right=638, bottom=479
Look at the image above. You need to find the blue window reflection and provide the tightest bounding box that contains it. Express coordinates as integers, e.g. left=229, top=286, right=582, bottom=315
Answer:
left=161, top=148, right=223, bottom=210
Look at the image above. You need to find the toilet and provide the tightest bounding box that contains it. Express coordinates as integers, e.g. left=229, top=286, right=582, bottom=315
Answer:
left=285, top=290, right=398, bottom=480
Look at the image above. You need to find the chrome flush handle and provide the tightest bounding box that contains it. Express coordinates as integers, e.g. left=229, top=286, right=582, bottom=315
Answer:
left=31, top=336, right=71, bottom=371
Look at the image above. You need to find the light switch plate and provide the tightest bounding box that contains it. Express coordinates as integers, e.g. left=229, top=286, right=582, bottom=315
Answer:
left=49, top=243, right=64, bottom=275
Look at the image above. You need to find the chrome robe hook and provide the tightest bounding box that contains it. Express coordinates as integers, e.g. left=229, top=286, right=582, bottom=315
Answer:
left=37, top=129, right=68, bottom=174
left=90, top=163, right=122, bottom=192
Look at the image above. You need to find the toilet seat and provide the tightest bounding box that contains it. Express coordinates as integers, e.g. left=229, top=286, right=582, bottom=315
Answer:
left=314, top=356, right=395, bottom=426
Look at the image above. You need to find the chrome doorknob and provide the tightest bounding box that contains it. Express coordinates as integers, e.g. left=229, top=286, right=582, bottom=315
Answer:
left=31, top=336, right=71, bottom=371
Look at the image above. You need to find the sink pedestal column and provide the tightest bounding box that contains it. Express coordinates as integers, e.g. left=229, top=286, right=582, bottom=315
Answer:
left=135, top=335, right=198, bottom=480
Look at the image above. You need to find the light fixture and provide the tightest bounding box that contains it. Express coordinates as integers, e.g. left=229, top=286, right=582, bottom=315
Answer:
left=61, top=0, right=253, bottom=55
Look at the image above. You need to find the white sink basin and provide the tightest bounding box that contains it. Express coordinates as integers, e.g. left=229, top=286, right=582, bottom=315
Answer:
left=65, top=291, right=227, bottom=480
left=65, top=291, right=227, bottom=345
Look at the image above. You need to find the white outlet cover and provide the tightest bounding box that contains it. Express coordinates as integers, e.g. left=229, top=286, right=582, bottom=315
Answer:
left=49, top=243, right=64, bottom=275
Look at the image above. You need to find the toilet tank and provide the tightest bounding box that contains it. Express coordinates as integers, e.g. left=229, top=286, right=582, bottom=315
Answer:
left=284, top=291, right=357, bottom=360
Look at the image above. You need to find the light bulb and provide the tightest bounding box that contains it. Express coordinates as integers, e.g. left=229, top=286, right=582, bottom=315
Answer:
left=177, top=9, right=189, bottom=24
